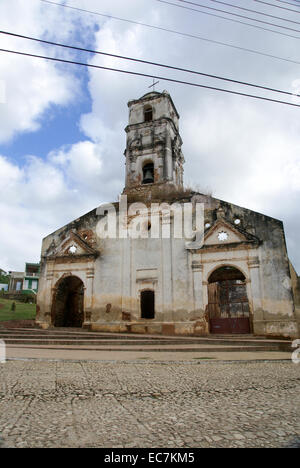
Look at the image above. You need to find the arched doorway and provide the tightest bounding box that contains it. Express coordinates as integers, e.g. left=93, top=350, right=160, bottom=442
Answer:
left=207, top=266, right=251, bottom=334
left=52, top=276, right=84, bottom=327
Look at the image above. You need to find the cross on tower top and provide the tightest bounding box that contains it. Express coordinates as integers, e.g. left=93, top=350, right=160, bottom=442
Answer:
left=148, top=78, right=159, bottom=92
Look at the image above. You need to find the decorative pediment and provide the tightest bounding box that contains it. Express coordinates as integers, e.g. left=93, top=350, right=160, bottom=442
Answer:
left=200, top=220, right=260, bottom=252
left=45, top=231, right=99, bottom=261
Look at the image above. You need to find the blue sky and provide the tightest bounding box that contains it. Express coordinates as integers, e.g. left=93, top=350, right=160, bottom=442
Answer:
left=1, top=95, right=90, bottom=162
left=0, top=0, right=299, bottom=273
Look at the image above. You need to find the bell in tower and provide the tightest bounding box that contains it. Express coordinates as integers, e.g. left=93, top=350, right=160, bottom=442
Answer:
left=142, top=163, right=154, bottom=184
left=123, top=90, right=185, bottom=192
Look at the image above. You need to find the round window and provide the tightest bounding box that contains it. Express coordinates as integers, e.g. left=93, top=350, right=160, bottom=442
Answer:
left=218, top=231, right=229, bottom=242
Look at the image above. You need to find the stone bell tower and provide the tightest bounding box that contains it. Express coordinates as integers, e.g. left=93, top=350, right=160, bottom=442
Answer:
left=124, top=90, right=185, bottom=191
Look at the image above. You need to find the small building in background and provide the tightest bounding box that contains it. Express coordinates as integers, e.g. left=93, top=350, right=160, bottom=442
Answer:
left=23, top=263, right=40, bottom=293
left=8, top=271, right=24, bottom=292
left=8, top=263, right=40, bottom=294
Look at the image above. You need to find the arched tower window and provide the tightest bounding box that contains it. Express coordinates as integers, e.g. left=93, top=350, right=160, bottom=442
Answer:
left=144, top=105, right=153, bottom=122
left=142, top=162, right=154, bottom=184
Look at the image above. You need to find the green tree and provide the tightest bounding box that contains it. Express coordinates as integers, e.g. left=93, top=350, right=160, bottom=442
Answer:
left=0, top=274, right=9, bottom=284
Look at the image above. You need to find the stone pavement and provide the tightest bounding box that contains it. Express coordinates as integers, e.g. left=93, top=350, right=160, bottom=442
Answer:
left=0, top=359, right=299, bottom=448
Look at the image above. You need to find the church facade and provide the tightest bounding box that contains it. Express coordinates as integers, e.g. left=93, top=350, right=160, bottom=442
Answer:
left=36, top=91, right=300, bottom=338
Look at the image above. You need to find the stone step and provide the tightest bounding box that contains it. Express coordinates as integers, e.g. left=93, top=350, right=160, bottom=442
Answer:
left=6, top=344, right=290, bottom=353
left=0, top=328, right=289, bottom=341
left=0, top=328, right=165, bottom=339
left=0, top=328, right=292, bottom=351
left=0, top=337, right=291, bottom=350
left=0, top=333, right=290, bottom=345
left=0, top=337, right=214, bottom=346
left=0, top=328, right=279, bottom=341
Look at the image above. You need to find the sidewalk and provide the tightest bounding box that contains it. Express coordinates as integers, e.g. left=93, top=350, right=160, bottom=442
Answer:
left=6, top=344, right=292, bottom=362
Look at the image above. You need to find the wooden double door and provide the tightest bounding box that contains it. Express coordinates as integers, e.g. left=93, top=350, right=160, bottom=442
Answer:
left=208, top=274, right=251, bottom=334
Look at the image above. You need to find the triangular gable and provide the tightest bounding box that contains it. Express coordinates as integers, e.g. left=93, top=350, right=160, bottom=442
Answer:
left=203, top=220, right=259, bottom=247
left=46, top=231, right=98, bottom=259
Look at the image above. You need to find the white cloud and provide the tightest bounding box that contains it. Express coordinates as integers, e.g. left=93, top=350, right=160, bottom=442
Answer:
left=0, top=0, right=84, bottom=143
left=0, top=149, right=104, bottom=271
left=50, top=140, right=103, bottom=190
left=0, top=0, right=299, bottom=273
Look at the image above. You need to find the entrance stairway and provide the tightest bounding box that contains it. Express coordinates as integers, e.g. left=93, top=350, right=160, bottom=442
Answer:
left=0, top=327, right=292, bottom=353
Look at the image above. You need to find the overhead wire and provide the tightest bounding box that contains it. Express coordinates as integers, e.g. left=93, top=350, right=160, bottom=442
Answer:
left=203, top=0, right=300, bottom=24
left=0, top=30, right=297, bottom=99
left=0, top=47, right=300, bottom=109
left=254, top=0, right=300, bottom=13
left=164, top=0, right=300, bottom=34
left=36, top=0, right=300, bottom=64
left=276, top=0, right=300, bottom=6
left=156, top=0, right=300, bottom=39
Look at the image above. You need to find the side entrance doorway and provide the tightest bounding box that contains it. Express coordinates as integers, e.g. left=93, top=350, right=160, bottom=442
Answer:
left=207, top=266, right=251, bottom=334
left=141, top=290, right=155, bottom=319
left=51, top=276, right=84, bottom=327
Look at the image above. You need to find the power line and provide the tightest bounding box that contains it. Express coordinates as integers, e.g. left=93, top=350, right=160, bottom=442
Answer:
left=157, top=0, right=300, bottom=39
left=0, top=30, right=297, bottom=99
left=168, top=0, right=300, bottom=33
left=204, top=0, right=300, bottom=24
left=276, top=0, right=300, bottom=7
left=276, top=0, right=300, bottom=6
left=37, top=0, right=300, bottom=64
left=254, top=0, right=300, bottom=13
left=1, top=47, right=300, bottom=109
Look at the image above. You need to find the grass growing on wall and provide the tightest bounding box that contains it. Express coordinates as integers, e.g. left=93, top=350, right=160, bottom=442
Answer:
left=0, top=299, right=36, bottom=321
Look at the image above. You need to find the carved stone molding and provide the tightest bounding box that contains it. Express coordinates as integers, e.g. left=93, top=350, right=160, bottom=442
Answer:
left=248, top=257, right=260, bottom=268
left=191, top=261, right=203, bottom=271
left=136, top=278, right=158, bottom=284
left=86, top=268, right=95, bottom=279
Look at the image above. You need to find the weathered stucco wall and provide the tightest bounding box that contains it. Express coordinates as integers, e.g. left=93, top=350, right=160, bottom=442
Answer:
left=36, top=194, right=299, bottom=339
left=197, top=197, right=298, bottom=338
left=35, top=91, right=299, bottom=339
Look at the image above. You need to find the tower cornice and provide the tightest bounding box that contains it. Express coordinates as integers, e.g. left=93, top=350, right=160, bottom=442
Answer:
left=128, top=91, right=180, bottom=120
left=125, top=117, right=182, bottom=143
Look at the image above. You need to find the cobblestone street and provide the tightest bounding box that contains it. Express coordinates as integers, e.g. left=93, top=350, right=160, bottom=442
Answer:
left=0, top=359, right=299, bottom=448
